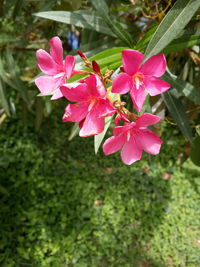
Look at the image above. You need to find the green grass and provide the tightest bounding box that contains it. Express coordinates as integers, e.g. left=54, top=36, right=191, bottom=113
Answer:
left=0, top=110, right=200, bottom=267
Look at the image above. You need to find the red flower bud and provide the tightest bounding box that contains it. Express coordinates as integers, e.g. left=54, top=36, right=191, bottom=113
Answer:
left=92, top=60, right=101, bottom=74
left=78, top=50, right=86, bottom=59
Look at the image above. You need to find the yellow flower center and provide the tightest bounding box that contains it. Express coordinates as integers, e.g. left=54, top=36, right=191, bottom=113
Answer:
left=132, top=73, right=144, bottom=90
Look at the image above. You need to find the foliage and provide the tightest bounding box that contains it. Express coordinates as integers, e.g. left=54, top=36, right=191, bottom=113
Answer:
left=0, top=0, right=200, bottom=163
left=1, top=110, right=200, bottom=266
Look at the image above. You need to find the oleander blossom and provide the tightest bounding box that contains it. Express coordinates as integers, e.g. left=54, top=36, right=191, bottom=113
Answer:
left=35, top=36, right=76, bottom=100
left=61, top=75, right=116, bottom=137
left=112, top=49, right=171, bottom=112
left=103, top=113, right=162, bottom=165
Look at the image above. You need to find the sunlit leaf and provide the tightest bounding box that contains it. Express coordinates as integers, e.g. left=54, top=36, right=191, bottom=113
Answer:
left=145, top=0, right=200, bottom=60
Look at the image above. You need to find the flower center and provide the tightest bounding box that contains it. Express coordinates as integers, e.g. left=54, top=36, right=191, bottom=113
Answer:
left=88, top=97, right=98, bottom=111
left=132, top=73, right=144, bottom=90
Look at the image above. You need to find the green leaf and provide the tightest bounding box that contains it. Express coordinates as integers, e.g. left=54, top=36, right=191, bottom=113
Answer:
left=0, top=78, right=10, bottom=116
left=162, top=91, right=193, bottom=144
left=90, top=0, right=133, bottom=47
left=162, top=71, right=200, bottom=105
left=34, top=10, right=116, bottom=37
left=145, top=0, right=200, bottom=60
left=68, top=123, right=79, bottom=141
left=163, top=34, right=200, bottom=54
left=13, top=0, right=24, bottom=19
left=135, top=23, right=158, bottom=52
left=190, top=135, right=200, bottom=166
left=0, top=34, right=18, bottom=45
left=94, top=116, right=113, bottom=154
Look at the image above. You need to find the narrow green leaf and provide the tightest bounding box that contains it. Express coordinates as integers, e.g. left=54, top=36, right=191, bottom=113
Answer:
left=34, top=10, right=116, bottom=37
left=13, top=0, right=23, bottom=19
left=162, top=91, right=193, bottom=144
left=162, top=71, right=200, bottom=105
left=90, top=0, right=133, bottom=46
left=68, top=123, right=80, bottom=141
left=0, top=78, right=10, bottom=116
left=145, top=0, right=200, bottom=60
left=190, top=135, right=200, bottom=166
left=94, top=116, right=113, bottom=154
left=163, top=35, right=200, bottom=54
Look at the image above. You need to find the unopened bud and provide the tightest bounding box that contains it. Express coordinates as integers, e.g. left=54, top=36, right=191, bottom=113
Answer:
left=120, top=66, right=125, bottom=72
left=78, top=50, right=86, bottom=59
left=92, top=60, right=101, bottom=74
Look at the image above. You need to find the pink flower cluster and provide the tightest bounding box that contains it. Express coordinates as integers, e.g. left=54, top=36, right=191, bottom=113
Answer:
left=35, top=37, right=171, bottom=165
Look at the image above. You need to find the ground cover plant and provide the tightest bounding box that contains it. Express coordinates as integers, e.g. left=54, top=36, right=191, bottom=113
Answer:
left=0, top=111, right=200, bottom=266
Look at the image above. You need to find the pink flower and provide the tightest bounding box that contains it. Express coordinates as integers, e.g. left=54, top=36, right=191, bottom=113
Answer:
left=61, top=75, right=116, bottom=137
left=35, top=36, right=75, bottom=100
left=162, top=173, right=172, bottom=179
left=103, top=113, right=162, bottom=165
left=112, top=49, right=171, bottom=112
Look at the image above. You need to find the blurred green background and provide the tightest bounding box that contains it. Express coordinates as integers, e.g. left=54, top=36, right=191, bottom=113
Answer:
left=0, top=0, right=200, bottom=266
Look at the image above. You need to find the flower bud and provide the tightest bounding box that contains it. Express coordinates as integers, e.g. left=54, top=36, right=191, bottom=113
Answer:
left=92, top=60, right=101, bottom=74
left=77, top=50, right=86, bottom=59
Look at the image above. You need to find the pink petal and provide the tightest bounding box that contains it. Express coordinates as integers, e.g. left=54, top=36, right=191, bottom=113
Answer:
left=51, top=88, right=63, bottom=100
left=65, top=55, right=75, bottom=79
left=103, top=134, right=126, bottom=155
left=144, top=76, right=171, bottom=96
left=121, top=136, right=142, bottom=165
left=136, top=129, right=162, bottom=155
left=112, top=73, right=133, bottom=94
left=63, top=102, right=89, bottom=123
left=140, top=54, right=166, bottom=77
left=130, top=86, right=146, bottom=112
left=60, top=83, right=89, bottom=102
left=79, top=108, right=104, bottom=137
left=86, top=75, right=106, bottom=98
left=50, top=37, right=63, bottom=66
left=98, top=99, right=116, bottom=118
left=113, top=123, right=134, bottom=136
left=122, top=49, right=144, bottom=76
left=35, top=75, right=60, bottom=95
left=36, top=49, right=59, bottom=75
left=136, top=113, right=161, bottom=127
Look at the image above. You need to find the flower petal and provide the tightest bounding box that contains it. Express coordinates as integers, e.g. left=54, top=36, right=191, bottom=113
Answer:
left=112, top=73, right=133, bottom=94
left=113, top=123, right=134, bottom=136
left=144, top=76, right=171, bottom=96
left=63, top=102, right=89, bottom=122
left=86, top=75, right=106, bottom=98
left=122, top=49, right=144, bottom=76
left=98, top=99, right=116, bottom=118
left=140, top=54, right=166, bottom=77
left=60, top=83, right=89, bottom=102
left=79, top=107, right=104, bottom=137
left=50, top=37, right=63, bottom=66
left=136, top=113, right=161, bottom=127
left=130, top=85, right=146, bottom=112
left=51, top=88, right=63, bottom=100
left=35, top=75, right=60, bottom=95
left=103, top=134, right=126, bottom=155
left=121, top=136, right=142, bottom=165
left=65, top=55, right=75, bottom=78
left=136, top=129, right=162, bottom=155
left=36, top=49, right=59, bottom=75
